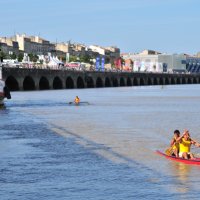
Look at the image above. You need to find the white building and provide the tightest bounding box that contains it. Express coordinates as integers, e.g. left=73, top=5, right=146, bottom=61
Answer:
left=89, top=45, right=105, bottom=55
left=122, top=50, right=186, bottom=72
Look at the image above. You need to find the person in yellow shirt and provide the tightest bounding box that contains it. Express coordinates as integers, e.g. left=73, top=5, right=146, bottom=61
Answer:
left=170, top=130, right=180, bottom=157
left=74, top=96, right=80, bottom=104
left=176, top=130, right=200, bottom=159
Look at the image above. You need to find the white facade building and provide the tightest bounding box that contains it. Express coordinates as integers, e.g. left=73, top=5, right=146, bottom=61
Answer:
left=122, top=50, right=186, bottom=72
left=89, top=45, right=105, bottom=55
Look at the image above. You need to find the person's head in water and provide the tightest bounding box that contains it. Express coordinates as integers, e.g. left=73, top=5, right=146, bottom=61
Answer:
left=174, top=130, right=180, bottom=138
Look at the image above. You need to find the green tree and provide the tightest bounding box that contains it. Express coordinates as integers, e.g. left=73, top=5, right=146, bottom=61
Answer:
left=28, top=53, right=38, bottom=62
left=33, top=55, right=38, bottom=62
left=28, top=53, right=34, bottom=61
left=10, top=52, right=17, bottom=60
left=18, top=53, right=24, bottom=62
left=69, top=55, right=78, bottom=62
left=105, top=57, right=110, bottom=64
left=79, top=55, right=91, bottom=63
left=0, top=50, right=7, bottom=62
left=61, top=56, right=66, bottom=62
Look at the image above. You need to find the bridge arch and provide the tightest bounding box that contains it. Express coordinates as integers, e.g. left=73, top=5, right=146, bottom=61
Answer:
left=77, top=76, right=85, bottom=88
left=66, top=77, right=74, bottom=89
left=120, top=77, right=125, bottom=86
left=5, top=76, right=19, bottom=91
left=171, top=78, right=176, bottom=85
left=141, top=78, right=146, bottom=85
left=182, top=78, right=186, bottom=84
left=133, top=78, right=139, bottom=86
left=96, top=77, right=103, bottom=88
left=147, top=77, right=151, bottom=85
left=165, top=78, right=170, bottom=85
left=177, top=77, right=181, bottom=84
left=193, top=77, right=198, bottom=84
left=127, top=77, right=132, bottom=86
left=23, top=76, right=35, bottom=91
left=159, top=77, right=164, bottom=85
left=112, top=78, right=118, bottom=87
left=53, top=76, right=63, bottom=89
left=147, top=77, right=152, bottom=85
left=105, top=77, right=111, bottom=87
left=153, top=77, right=159, bottom=85
left=188, top=78, right=193, bottom=84
left=86, top=76, right=94, bottom=88
left=39, top=76, right=49, bottom=90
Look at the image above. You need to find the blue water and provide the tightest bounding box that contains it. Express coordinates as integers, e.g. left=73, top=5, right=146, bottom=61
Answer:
left=1, top=85, right=200, bottom=199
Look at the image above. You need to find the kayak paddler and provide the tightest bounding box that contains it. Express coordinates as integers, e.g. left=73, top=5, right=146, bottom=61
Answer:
left=170, top=130, right=180, bottom=157
left=176, top=130, right=200, bottom=159
left=74, top=96, right=80, bottom=104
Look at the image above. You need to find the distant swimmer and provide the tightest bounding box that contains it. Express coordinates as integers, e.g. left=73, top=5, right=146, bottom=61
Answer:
left=74, top=96, right=80, bottom=104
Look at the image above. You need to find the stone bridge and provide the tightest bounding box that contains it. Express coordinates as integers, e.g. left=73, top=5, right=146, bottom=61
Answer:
left=2, top=67, right=200, bottom=91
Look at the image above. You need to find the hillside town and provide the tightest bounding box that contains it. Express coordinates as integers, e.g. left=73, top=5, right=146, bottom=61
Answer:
left=1, top=33, right=200, bottom=73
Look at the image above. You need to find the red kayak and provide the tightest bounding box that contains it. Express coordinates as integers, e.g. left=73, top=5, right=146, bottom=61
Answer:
left=156, top=150, right=200, bottom=165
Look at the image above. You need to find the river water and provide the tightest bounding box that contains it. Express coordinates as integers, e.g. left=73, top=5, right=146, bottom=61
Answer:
left=1, top=85, right=200, bottom=199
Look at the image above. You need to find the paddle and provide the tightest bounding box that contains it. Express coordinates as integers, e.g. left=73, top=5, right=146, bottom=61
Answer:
left=165, top=144, right=176, bottom=156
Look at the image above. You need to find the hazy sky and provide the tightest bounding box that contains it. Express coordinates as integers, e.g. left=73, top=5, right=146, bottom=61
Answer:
left=0, top=0, right=200, bottom=54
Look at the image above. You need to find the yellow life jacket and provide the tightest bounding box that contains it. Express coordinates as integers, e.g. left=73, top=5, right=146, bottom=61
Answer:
left=75, top=98, right=80, bottom=104
left=172, top=141, right=179, bottom=150
left=172, top=138, right=179, bottom=150
left=179, top=138, right=191, bottom=153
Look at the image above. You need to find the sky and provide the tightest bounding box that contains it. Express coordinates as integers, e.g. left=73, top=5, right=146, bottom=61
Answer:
left=0, top=0, right=200, bottom=55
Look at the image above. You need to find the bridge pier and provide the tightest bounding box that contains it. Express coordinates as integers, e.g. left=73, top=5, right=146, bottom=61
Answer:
left=18, top=77, right=24, bottom=90
left=49, top=79, right=54, bottom=90
left=73, top=79, right=77, bottom=89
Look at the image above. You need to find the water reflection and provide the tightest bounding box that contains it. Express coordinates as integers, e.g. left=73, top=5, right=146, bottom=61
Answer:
left=170, top=162, right=191, bottom=193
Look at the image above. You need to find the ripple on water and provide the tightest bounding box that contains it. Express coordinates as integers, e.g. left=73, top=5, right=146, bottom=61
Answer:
left=1, top=86, right=200, bottom=199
